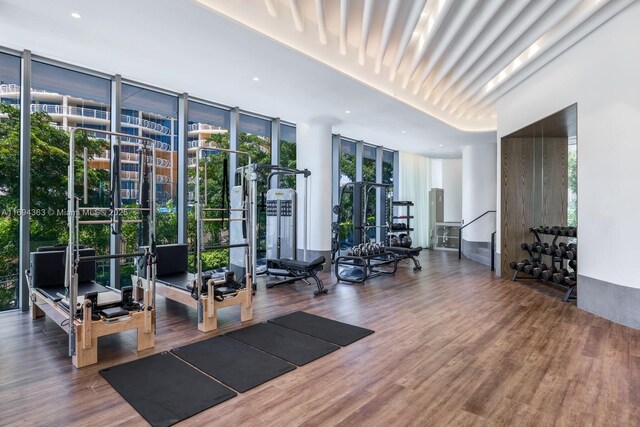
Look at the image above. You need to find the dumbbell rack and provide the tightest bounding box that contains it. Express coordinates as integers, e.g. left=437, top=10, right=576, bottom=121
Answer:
left=510, top=226, right=578, bottom=302
left=388, top=201, right=414, bottom=246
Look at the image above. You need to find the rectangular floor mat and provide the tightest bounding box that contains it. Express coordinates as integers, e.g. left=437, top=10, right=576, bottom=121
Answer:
left=171, top=336, right=296, bottom=392
left=269, top=311, right=374, bottom=346
left=226, top=322, right=340, bottom=366
left=100, top=352, right=236, bottom=427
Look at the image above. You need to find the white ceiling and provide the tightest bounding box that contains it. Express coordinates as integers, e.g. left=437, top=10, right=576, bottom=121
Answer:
left=195, top=0, right=635, bottom=132
left=0, top=0, right=633, bottom=156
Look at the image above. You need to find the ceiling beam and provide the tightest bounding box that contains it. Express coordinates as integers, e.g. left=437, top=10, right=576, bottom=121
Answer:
left=430, top=0, right=530, bottom=107
left=374, top=0, right=402, bottom=74
left=448, top=0, right=579, bottom=115
left=388, top=0, right=428, bottom=82
left=359, top=0, right=375, bottom=65
left=289, top=0, right=304, bottom=32
left=264, top=0, right=278, bottom=17
left=340, top=0, right=349, bottom=55
left=460, top=0, right=621, bottom=118
left=421, top=0, right=507, bottom=101
left=411, top=0, right=477, bottom=95
left=401, top=0, right=454, bottom=89
left=315, top=0, right=327, bottom=45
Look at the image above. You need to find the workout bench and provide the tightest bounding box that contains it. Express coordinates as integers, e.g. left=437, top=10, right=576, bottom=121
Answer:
left=266, top=256, right=328, bottom=296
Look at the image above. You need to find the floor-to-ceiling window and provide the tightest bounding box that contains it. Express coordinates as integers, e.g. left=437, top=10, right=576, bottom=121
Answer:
left=279, top=123, right=296, bottom=189
left=187, top=100, right=230, bottom=271
left=30, top=61, right=112, bottom=282
left=337, top=140, right=356, bottom=248
left=121, top=84, right=178, bottom=245
left=383, top=150, right=394, bottom=185
left=239, top=113, right=271, bottom=262
left=0, top=52, right=21, bottom=310
left=363, top=144, right=377, bottom=241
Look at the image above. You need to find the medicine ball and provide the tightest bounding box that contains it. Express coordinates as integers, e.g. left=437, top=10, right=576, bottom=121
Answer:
left=390, top=235, right=400, bottom=247
left=401, top=235, right=412, bottom=248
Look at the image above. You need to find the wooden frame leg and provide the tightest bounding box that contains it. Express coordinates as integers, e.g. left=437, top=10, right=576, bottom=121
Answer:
left=137, top=326, right=155, bottom=351
left=30, top=301, right=45, bottom=320
left=241, top=288, right=253, bottom=322
left=198, top=296, right=217, bottom=332
left=73, top=324, right=98, bottom=368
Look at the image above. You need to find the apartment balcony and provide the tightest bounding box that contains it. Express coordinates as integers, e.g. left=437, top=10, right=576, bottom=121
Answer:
left=0, top=84, right=19, bottom=97
left=187, top=123, right=227, bottom=135
left=121, top=114, right=170, bottom=135
left=187, top=139, right=223, bottom=150
left=30, top=104, right=110, bottom=126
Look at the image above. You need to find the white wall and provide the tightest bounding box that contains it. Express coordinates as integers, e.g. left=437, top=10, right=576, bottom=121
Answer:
left=442, top=159, right=462, bottom=222
left=495, top=2, right=640, bottom=288
left=462, top=144, right=497, bottom=242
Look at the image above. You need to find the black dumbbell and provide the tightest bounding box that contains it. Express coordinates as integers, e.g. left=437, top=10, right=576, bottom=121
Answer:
left=524, top=263, right=540, bottom=275
left=532, top=263, right=548, bottom=278
left=566, top=248, right=577, bottom=260
left=553, top=272, right=576, bottom=285
left=516, top=260, right=531, bottom=272
left=542, top=268, right=558, bottom=281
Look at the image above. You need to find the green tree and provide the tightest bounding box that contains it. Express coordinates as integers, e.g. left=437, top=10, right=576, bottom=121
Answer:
left=0, top=104, right=108, bottom=308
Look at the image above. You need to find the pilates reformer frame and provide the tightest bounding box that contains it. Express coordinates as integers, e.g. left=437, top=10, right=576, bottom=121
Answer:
left=28, top=128, right=157, bottom=368
left=133, top=146, right=257, bottom=332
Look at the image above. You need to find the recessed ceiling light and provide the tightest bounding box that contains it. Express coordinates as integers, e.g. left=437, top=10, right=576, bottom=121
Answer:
left=439, top=144, right=443, bottom=147
left=70, top=12, right=81, bottom=19
left=252, top=77, right=260, bottom=81
left=401, top=130, right=406, bottom=134
left=345, top=110, right=351, bottom=114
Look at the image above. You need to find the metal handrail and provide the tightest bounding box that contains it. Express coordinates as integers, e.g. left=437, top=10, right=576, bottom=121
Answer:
left=458, top=210, right=496, bottom=260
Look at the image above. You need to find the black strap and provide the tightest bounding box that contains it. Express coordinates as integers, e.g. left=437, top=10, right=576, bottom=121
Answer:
left=221, top=157, right=229, bottom=232
left=111, top=145, right=121, bottom=235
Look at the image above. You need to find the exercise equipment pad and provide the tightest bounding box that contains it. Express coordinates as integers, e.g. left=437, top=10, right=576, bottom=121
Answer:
left=171, top=336, right=295, bottom=392
left=269, top=311, right=374, bottom=346
left=100, top=352, right=236, bottom=427
left=226, top=322, right=339, bottom=366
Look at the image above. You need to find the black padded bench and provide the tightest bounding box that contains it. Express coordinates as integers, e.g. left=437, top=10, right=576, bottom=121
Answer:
left=151, top=244, right=231, bottom=299
left=29, top=245, right=118, bottom=308
left=385, top=246, right=423, bottom=271
left=31, top=246, right=98, bottom=299
left=266, top=256, right=327, bottom=296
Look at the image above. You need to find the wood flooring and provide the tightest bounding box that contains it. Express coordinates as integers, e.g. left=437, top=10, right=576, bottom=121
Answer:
left=0, top=251, right=638, bottom=426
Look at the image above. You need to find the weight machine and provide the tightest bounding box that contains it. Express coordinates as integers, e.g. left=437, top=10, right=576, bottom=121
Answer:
left=258, top=166, right=327, bottom=295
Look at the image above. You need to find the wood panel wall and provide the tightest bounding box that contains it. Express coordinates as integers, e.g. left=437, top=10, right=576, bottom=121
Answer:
left=501, top=136, right=568, bottom=273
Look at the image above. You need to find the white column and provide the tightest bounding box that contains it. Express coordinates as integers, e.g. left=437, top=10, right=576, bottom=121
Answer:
left=461, top=143, right=497, bottom=242
left=296, top=121, right=333, bottom=261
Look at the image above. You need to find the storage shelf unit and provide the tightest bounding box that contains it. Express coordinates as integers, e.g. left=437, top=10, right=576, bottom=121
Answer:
left=432, top=222, right=461, bottom=251
left=388, top=201, right=414, bottom=244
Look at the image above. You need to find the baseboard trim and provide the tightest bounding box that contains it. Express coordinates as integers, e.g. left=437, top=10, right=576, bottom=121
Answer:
left=578, top=274, right=640, bottom=330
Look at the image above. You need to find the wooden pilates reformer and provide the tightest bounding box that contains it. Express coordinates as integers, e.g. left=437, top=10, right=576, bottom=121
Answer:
left=27, top=128, right=158, bottom=368
left=134, top=146, right=256, bottom=332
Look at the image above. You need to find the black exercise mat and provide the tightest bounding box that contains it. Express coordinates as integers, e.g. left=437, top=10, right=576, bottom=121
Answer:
left=100, top=352, right=236, bottom=427
left=226, top=322, right=340, bottom=366
left=171, top=336, right=296, bottom=393
left=269, top=311, right=374, bottom=346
